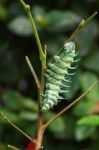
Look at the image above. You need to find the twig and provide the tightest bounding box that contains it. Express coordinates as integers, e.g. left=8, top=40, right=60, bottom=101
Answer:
left=7, top=145, right=20, bottom=150
left=0, top=111, right=36, bottom=144
left=20, top=0, right=46, bottom=69
left=67, top=19, right=85, bottom=42
left=54, top=12, right=97, bottom=57
left=43, top=81, right=98, bottom=130
left=25, top=56, right=40, bottom=89
left=67, top=11, right=97, bottom=42
left=84, top=11, right=98, bottom=26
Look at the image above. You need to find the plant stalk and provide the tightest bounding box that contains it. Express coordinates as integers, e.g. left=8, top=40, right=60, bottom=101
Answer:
left=20, top=1, right=46, bottom=149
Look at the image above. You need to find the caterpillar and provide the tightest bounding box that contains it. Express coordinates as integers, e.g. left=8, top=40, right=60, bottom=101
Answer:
left=41, top=41, right=79, bottom=112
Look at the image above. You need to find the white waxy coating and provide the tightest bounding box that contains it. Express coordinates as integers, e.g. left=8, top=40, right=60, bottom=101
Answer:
left=64, top=42, right=75, bottom=52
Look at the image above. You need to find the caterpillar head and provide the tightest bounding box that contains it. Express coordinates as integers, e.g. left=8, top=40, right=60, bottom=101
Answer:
left=64, top=42, right=75, bottom=53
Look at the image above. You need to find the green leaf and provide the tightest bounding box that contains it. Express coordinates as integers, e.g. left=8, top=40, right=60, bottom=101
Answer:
left=73, top=100, right=96, bottom=117
left=19, top=111, right=37, bottom=121
left=80, top=73, right=99, bottom=101
left=45, top=11, right=80, bottom=32
left=44, top=112, right=65, bottom=133
left=75, top=125, right=96, bottom=141
left=35, top=10, right=80, bottom=31
left=2, top=90, right=38, bottom=111
left=0, top=108, right=20, bottom=124
left=82, top=50, right=99, bottom=73
left=8, top=16, right=33, bottom=36
left=76, top=21, right=98, bottom=56
left=77, top=115, right=99, bottom=126
left=32, top=5, right=45, bottom=17
left=21, top=98, right=38, bottom=112
left=3, top=90, right=24, bottom=111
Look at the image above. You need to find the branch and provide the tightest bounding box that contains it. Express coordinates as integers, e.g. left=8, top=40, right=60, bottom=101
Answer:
left=20, top=0, right=46, bottom=69
left=43, top=81, right=98, bottom=130
left=7, top=145, right=20, bottom=150
left=67, top=11, right=97, bottom=42
left=0, top=111, right=36, bottom=144
left=25, top=56, right=40, bottom=89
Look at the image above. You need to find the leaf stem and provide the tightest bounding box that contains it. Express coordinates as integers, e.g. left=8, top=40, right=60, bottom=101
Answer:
left=67, top=11, right=98, bottom=42
left=43, top=81, right=98, bottom=131
left=25, top=56, right=40, bottom=89
left=0, top=111, right=36, bottom=144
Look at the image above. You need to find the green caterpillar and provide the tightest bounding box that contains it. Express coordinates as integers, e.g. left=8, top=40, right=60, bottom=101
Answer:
left=41, top=41, right=78, bottom=112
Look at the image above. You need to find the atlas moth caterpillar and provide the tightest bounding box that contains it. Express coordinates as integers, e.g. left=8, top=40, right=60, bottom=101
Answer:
left=41, top=41, right=79, bottom=112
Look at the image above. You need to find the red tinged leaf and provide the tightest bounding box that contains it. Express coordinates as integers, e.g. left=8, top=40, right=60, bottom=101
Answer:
left=26, top=142, right=36, bottom=150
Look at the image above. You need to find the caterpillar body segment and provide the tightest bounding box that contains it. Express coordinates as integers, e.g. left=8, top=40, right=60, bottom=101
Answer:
left=41, top=41, right=78, bottom=112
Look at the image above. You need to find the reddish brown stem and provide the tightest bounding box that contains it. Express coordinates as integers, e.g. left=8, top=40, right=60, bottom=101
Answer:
left=35, top=83, right=44, bottom=150
left=35, top=112, right=43, bottom=150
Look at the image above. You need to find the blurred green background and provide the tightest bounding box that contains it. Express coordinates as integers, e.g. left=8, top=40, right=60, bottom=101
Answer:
left=0, top=0, right=99, bottom=149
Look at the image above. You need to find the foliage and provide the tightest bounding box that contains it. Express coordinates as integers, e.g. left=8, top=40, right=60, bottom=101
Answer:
left=0, top=0, right=99, bottom=150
